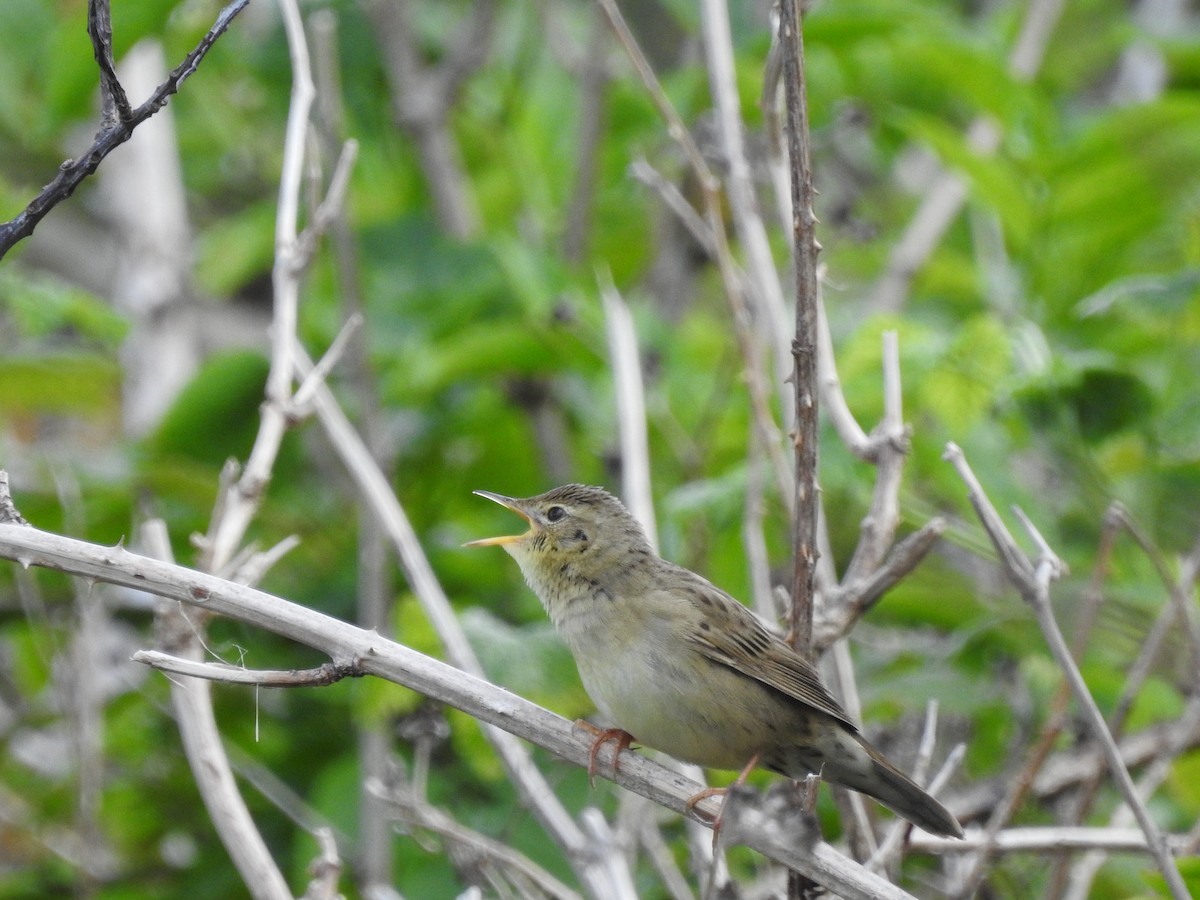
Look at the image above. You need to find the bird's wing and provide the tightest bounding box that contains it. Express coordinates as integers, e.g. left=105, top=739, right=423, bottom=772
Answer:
left=665, top=565, right=858, bottom=732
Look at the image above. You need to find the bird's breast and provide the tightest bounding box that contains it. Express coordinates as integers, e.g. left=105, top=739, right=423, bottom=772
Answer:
left=558, top=599, right=796, bottom=771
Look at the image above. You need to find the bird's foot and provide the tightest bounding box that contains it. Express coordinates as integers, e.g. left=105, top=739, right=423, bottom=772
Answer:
left=574, top=720, right=635, bottom=788
left=686, top=753, right=760, bottom=849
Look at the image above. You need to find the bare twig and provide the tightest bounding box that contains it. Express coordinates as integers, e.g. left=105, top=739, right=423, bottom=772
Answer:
left=0, top=0, right=250, bottom=259
left=912, top=826, right=1195, bottom=856
left=628, top=156, right=795, bottom=508
left=943, top=442, right=1190, bottom=900
left=1063, top=693, right=1200, bottom=900
left=815, top=293, right=871, bottom=457
left=867, top=724, right=965, bottom=874
left=842, top=331, right=908, bottom=585
left=139, top=519, right=291, bottom=900
left=202, top=0, right=318, bottom=574
left=292, top=311, right=363, bottom=411
left=0, top=519, right=930, bottom=899
left=87, top=0, right=131, bottom=124
left=957, top=508, right=1117, bottom=899
left=597, top=0, right=794, bottom=511
left=777, top=0, right=821, bottom=659
left=293, top=355, right=637, bottom=899
left=698, top=0, right=792, bottom=413
left=0, top=471, right=27, bottom=525
left=299, top=827, right=342, bottom=900
left=375, top=778, right=585, bottom=900
left=814, top=518, right=946, bottom=652
left=636, top=816, right=697, bottom=900
left=133, top=651, right=364, bottom=687
left=950, top=712, right=1200, bottom=822
left=600, top=273, right=657, bottom=549
left=1045, top=506, right=1193, bottom=897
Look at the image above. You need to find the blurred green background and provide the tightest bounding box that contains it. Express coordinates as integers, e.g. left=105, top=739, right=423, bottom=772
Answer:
left=2, top=0, right=1200, bottom=896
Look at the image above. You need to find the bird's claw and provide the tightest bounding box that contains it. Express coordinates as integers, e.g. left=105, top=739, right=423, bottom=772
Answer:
left=575, top=720, right=635, bottom=788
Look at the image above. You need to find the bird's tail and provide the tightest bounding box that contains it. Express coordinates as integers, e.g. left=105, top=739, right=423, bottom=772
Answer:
left=822, top=732, right=964, bottom=838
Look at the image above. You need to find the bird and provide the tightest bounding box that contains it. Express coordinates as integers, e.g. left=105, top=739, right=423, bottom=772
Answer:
left=466, top=483, right=963, bottom=838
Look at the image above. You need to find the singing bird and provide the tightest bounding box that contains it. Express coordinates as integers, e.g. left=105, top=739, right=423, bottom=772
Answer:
left=467, top=483, right=962, bottom=838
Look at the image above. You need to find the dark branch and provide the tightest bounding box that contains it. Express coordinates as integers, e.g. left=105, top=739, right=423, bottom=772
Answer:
left=88, top=0, right=132, bottom=124
left=780, top=0, right=821, bottom=658
left=0, top=0, right=251, bottom=261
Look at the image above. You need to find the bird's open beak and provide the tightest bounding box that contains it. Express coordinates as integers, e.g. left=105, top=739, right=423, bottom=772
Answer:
left=464, top=491, right=533, bottom=547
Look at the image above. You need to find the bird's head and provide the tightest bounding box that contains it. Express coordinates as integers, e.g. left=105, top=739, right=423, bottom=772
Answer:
left=465, top=484, right=651, bottom=583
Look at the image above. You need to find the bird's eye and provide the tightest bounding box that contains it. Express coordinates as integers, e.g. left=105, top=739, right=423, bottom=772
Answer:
left=546, top=505, right=567, bottom=522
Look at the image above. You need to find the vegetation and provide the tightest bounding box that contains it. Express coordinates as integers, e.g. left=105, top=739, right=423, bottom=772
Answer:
left=1, top=0, right=1199, bottom=897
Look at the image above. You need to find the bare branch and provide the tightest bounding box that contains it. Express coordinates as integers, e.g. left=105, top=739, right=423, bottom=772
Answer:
left=292, top=355, right=636, bottom=898
left=913, top=826, right=1195, bottom=857
left=87, top=0, right=132, bottom=124
left=138, top=517, right=292, bottom=900
left=943, top=442, right=1190, bottom=900
left=699, top=0, right=792, bottom=411
left=133, top=651, right=364, bottom=687
left=597, top=0, right=794, bottom=512
left=374, top=778, right=584, bottom=900
left=814, top=517, right=945, bottom=652
left=299, top=827, right=343, bottom=900
left=204, top=0, right=325, bottom=574
left=0, top=519, right=939, bottom=898
left=0, top=0, right=250, bottom=259
left=778, top=0, right=821, bottom=659
left=600, top=273, right=657, bottom=549
left=292, top=311, right=363, bottom=412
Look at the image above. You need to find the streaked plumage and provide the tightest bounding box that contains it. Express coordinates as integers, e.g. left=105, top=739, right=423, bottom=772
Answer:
left=468, top=483, right=962, bottom=838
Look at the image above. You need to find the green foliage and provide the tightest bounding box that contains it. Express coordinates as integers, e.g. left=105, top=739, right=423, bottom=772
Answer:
left=3, top=0, right=1200, bottom=897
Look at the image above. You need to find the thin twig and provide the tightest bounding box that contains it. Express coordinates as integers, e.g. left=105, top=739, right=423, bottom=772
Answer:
left=0, top=0, right=250, bottom=259
left=600, top=273, right=657, bottom=549
left=943, top=442, right=1190, bottom=900
left=912, top=826, right=1194, bottom=856
left=1063, top=693, right=1200, bottom=900
left=139, top=519, right=291, bottom=900
left=202, top=0, right=317, bottom=573
left=133, top=651, right=364, bottom=687
left=959, top=507, right=1116, bottom=899
left=698, top=0, right=792, bottom=417
left=597, top=0, right=794, bottom=512
left=842, top=331, right=908, bottom=585
left=0, top=518, right=927, bottom=899
left=87, top=0, right=132, bottom=124
left=814, top=517, right=945, bottom=652
left=375, top=779, right=585, bottom=900
left=292, top=311, right=363, bottom=411
left=293, top=354, right=637, bottom=899
left=865, top=705, right=948, bottom=873
left=815, top=293, right=871, bottom=456
left=299, top=827, right=342, bottom=900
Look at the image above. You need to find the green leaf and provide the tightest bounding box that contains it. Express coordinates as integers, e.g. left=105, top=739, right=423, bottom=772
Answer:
left=919, top=314, right=1013, bottom=431
left=0, top=353, right=120, bottom=415
left=145, top=351, right=269, bottom=466
left=892, top=109, right=1034, bottom=245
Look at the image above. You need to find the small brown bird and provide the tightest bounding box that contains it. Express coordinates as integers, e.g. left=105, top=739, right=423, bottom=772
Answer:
left=467, top=483, right=963, bottom=838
